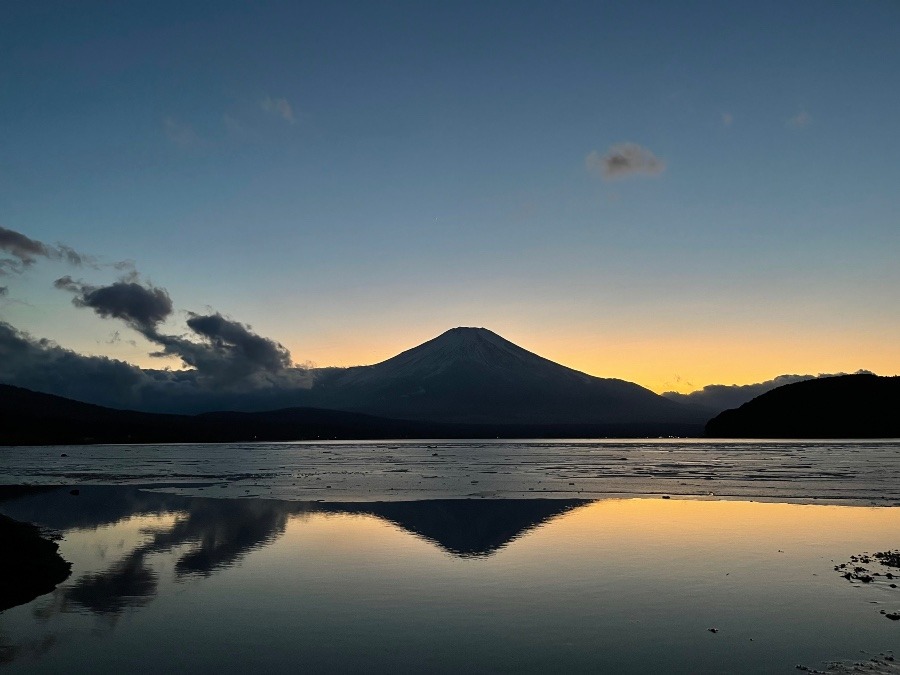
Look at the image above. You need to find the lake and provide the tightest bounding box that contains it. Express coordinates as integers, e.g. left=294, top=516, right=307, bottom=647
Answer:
left=1, top=440, right=898, bottom=673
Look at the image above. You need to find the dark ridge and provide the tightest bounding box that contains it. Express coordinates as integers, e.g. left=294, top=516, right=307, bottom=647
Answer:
left=0, top=384, right=703, bottom=445
left=705, top=374, right=900, bottom=438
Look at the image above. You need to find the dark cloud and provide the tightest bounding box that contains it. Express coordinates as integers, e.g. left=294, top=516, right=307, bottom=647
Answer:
left=0, top=226, right=100, bottom=276
left=54, top=276, right=295, bottom=386
left=145, top=313, right=291, bottom=386
left=186, top=312, right=291, bottom=372
left=55, top=276, right=173, bottom=333
left=0, top=226, right=50, bottom=275
left=56, top=244, right=97, bottom=267
left=585, top=143, right=665, bottom=180
left=0, top=321, right=150, bottom=408
left=662, top=371, right=874, bottom=414
left=0, top=320, right=312, bottom=413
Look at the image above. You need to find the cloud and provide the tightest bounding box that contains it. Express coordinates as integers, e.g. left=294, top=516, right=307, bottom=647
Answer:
left=721, top=112, right=733, bottom=128
left=261, top=96, right=295, bottom=124
left=54, top=273, right=295, bottom=388
left=54, top=276, right=173, bottom=333
left=0, top=226, right=99, bottom=276
left=586, top=143, right=665, bottom=180
left=787, top=111, right=811, bottom=129
left=2, top=228, right=313, bottom=410
left=1, top=226, right=51, bottom=275
left=0, top=320, right=151, bottom=408
left=0, top=226, right=49, bottom=268
left=662, top=370, right=873, bottom=414
left=149, top=312, right=292, bottom=385
left=0, top=320, right=312, bottom=413
left=164, top=117, right=203, bottom=147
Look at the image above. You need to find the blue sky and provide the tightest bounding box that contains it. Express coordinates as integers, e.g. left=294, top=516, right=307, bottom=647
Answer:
left=2, top=0, right=898, bottom=392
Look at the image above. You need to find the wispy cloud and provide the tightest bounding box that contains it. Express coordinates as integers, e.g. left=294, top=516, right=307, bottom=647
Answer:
left=586, top=143, right=666, bottom=180
left=164, top=116, right=204, bottom=147
left=787, top=111, right=811, bottom=129
left=0, top=225, right=98, bottom=276
left=223, top=113, right=244, bottom=135
left=261, top=96, right=295, bottom=124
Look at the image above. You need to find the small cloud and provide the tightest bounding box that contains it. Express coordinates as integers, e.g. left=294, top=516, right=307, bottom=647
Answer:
left=721, top=112, right=733, bottom=128
left=223, top=114, right=244, bottom=135
left=586, top=143, right=666, bottom=180
left=54, top=275, right=174, bottom=334
left=164, top=117, right=203, bottom=147
left=787, top=111, right=811, bottom=129
left=261, top=96, right=295, bottom=124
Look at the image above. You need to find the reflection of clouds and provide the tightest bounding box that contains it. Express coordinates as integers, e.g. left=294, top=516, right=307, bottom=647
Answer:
left=62, top=498, right=295, bottom=615
left=65, top=558, right=157, bottom=615
left=6, top=487, right=592, bottom=620
left=1, top=487, right=593, bottom=668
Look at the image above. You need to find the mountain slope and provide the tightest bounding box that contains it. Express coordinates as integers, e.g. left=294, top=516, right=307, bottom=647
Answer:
left=705, top=374, right=900, bottom=438
left=311, top=327, right=702, bottom=425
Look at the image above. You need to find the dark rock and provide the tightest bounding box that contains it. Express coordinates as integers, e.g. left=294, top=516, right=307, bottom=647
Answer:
left=0, top=514, right=72, bottom=611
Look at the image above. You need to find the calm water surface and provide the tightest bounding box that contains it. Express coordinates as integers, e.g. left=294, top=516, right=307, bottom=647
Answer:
left=1, top=441, right=898, bottom=672
left=1, top=484, right=898, bottom=673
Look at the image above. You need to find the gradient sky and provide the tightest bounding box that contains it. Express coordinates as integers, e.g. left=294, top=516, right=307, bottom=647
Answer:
left=2, top=0, right=898, bottom=393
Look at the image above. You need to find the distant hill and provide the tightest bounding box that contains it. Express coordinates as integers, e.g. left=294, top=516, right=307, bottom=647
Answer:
left=0, top=384, right=703, bottom=445
left=309, top=327, right=704, bottom=425
left=705, top=374, right=900, bottom=438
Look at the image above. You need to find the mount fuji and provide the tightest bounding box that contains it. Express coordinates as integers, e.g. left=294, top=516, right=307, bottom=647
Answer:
left=308, top=327, right=705, bottom=426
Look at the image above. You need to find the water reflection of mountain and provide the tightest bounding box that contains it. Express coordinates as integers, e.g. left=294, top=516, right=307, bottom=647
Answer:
left=321, top=500, right=588, bottom=557
left=0, top=486, right=591, bottom=616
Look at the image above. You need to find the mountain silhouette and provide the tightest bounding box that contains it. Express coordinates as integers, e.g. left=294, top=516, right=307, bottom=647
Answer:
left=310, top=327, right=702, bottom=425
left=705, top=374, right=900, bottom=438
left=0, top=327, right=711, bottom=443
left=0, top=383, right=702, bottom=444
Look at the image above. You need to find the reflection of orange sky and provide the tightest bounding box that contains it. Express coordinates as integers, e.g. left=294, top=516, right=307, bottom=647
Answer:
left=116, top=308, right=900, bottom=395
left=266, top=499, right=900, bottom=565
left=536, top=499, right=900, bottom=550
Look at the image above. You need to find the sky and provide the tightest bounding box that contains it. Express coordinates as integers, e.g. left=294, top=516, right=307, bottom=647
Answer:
left=1, top=0, right=899, bottom=398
